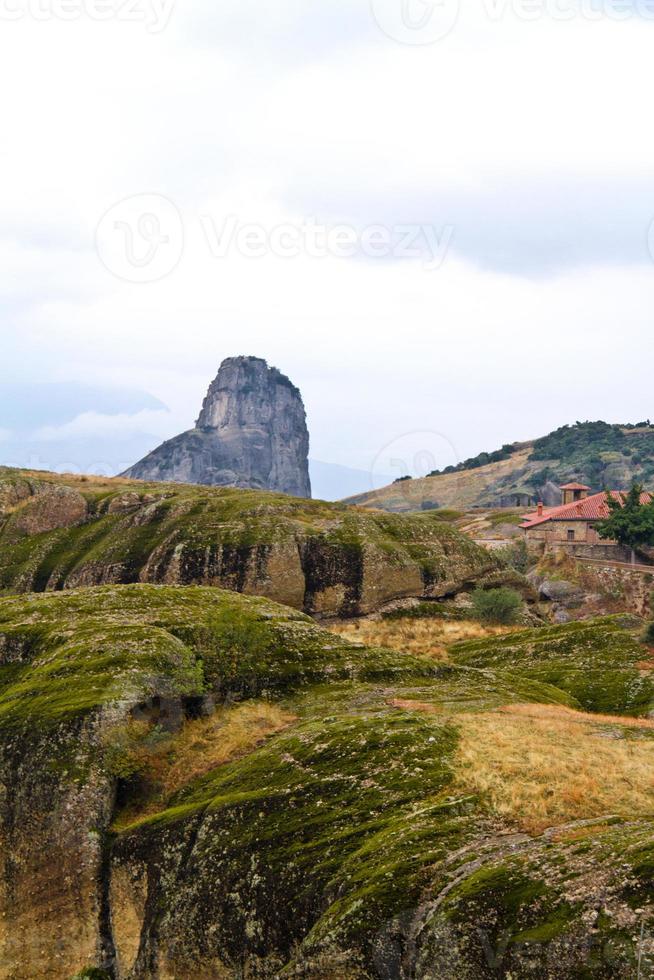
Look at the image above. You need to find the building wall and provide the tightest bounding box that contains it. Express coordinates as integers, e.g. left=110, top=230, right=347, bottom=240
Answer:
left=557, top=542, right=634, bottom=562
left=524, top=520, right=619, bottom=557
left=525, top=521, right=599, bottom=545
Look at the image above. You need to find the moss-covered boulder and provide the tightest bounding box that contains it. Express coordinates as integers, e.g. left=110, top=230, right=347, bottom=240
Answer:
left=0, top=470, right=496, bottom=617
left=449, top=616, right=654, bottom=715
left=399, top=819, right=654, bottom=979
left=0, top=585, right=439, bottom=978
left=1, top=586, right=654, bottom=978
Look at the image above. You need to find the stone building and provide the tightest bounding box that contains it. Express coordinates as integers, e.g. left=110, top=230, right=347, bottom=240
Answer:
left=520, top=484, right=653, bottom=555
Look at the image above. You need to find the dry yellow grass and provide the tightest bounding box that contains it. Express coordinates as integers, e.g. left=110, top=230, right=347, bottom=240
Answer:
left=345, top=447, right=533, bottom=511
left=498, top=702, right=654, bottom=730
left=452, top=704, right=654, bottom=834
left=160, top=701, right=295, bottom=797
left=112, top=702, right=294, bottom=829
left=329, top=617, right=516, bottom=661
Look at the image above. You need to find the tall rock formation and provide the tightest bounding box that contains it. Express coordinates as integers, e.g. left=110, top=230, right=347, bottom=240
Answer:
left=124, top=357, right=311, bottom=497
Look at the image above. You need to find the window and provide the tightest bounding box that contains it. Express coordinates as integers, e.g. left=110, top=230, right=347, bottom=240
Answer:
left=567, top=529, right=575, bottom=542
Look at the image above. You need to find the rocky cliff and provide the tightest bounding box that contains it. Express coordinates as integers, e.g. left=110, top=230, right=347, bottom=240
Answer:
left=124, top=357, right=311, bottom=498
left=0, top=470, right=496, bottom=617
left=1, top=589, right=653, bottom=978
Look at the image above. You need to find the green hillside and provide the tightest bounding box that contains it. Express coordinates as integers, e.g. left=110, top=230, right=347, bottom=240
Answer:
left=348, top=421, right=654, bottom=513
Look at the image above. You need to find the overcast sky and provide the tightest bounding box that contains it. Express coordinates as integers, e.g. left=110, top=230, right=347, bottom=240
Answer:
left=2, top=0, right=654, bottom=481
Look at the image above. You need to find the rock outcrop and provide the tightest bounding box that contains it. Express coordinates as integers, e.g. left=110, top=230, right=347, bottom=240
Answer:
left=124, top=357, right=311, bottom=498
left=0, top=470, right=496, bottom=617
left=1, top=590, right=653, bottom=978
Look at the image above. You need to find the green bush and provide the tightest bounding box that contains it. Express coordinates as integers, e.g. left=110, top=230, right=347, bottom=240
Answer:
left=495, top=540, right=530, bottom=574
left=471, top=587, right=523, bottom=625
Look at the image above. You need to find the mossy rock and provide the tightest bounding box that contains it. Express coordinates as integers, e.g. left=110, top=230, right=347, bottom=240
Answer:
left=0, top=585, right=442, bottom=730
left=0, top=470, right=497, bottom=617
left=2, top=583, right=654, bottom=978
left=405, top=819, right=654, bottom=979
left=449, top=616, right=654, bottom=715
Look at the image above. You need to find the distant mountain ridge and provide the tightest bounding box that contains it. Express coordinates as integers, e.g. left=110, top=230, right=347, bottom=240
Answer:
left=347, top=420, right=654, bottom=513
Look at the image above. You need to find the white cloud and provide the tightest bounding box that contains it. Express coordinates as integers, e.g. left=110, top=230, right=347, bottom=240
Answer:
left=33, top=410, right=175, bottom=443
left=0, top=3, right=652, bottom=472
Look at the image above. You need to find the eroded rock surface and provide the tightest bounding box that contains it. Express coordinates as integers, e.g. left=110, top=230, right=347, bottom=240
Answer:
left=0, top=590, right=653, bottom=978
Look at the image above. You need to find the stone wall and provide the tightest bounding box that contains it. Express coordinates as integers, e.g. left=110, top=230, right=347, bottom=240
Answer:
left=523, top=523, right=637, bottom=563
left=576, top=559, right=654, bottom=617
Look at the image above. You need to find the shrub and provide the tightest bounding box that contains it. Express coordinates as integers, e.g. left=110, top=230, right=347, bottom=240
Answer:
left=471, top=587, right=523, bottom=625
left=495, top=540, right=530, bottom=574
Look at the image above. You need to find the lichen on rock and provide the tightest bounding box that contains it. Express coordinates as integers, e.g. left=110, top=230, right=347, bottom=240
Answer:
left=1, top=584, right=653, bottom=977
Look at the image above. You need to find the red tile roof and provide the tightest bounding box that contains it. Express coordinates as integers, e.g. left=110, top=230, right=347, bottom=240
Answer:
left=521, top=490, right=653, bottom=529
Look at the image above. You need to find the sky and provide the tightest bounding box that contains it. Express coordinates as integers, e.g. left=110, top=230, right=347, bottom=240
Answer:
left=2, top=0, right=654, bottom=487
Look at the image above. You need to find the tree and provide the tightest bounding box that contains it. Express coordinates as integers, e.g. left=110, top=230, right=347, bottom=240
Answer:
left=596, top=483, right=654, bottom=564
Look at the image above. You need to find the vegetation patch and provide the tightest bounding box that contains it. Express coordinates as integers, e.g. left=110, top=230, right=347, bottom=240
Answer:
left=0, top=585, right=440, bottom=730
left=453, top=704, right=654, bottom=833
left=449, top=616, right=654, bottom=714
left=471, top=586, right=524, bottom=625
left=117, top=711, right=466, bottom=950
left=109, top=701, right=295, bottom=830
left=329, top=616, right=519, bottom=662
left=441, top=860, right=577, bottom=949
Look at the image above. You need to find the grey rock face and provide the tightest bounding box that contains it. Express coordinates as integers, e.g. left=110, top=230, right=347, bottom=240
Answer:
left=124, top=357, right=311, bottom=497
left=538, top=578, right=585, bottom=607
